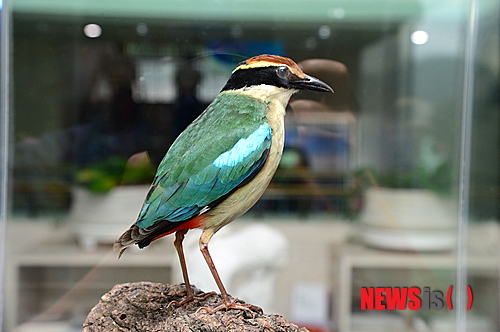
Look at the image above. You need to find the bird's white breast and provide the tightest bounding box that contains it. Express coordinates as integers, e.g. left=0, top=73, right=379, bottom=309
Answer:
left=203, top=89, right=289, bottom=232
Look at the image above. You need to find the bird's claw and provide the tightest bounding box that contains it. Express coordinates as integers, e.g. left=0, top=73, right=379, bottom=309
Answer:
left=196, top=300, right=263, bottom=318
left=168, top=291, right=217, bottom=308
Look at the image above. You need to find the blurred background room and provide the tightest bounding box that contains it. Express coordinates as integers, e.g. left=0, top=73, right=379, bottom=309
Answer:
left=1, top=0, right=499, bottom=331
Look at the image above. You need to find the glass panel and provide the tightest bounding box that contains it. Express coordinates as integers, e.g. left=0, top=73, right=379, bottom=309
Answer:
left=0, top=0, right=10, bottom=329
left=466, top=1, right=500, bottom=332
left=2, top=0, right=498, bottom=331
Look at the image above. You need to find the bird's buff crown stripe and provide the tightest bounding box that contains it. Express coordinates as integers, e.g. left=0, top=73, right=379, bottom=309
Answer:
left=233, top=55, right=305, bottom=78
left=213, top=123, right=271, bottom=168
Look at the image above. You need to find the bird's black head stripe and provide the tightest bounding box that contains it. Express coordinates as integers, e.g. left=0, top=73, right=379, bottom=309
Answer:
left=221, top=66, right=299, bottom=92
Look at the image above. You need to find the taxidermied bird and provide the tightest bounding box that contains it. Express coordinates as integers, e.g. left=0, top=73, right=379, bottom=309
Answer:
left=114, top=54, right=333, bottom=312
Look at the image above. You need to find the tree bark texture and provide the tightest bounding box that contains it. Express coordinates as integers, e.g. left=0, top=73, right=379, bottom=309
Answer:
left=83, top=282, right=309, bottom=332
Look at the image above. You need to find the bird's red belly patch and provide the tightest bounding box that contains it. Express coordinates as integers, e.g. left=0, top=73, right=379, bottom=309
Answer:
left=150, top=215, right=205, bottom=242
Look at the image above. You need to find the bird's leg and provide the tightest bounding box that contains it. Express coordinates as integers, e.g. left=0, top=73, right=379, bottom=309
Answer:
left=174, top=229, right=193, bottom=297
left=199, top=229, right=230, bottom=302
left=169, top=229, right=215, bottom=308
left=197, top=229, right=262, bottom=315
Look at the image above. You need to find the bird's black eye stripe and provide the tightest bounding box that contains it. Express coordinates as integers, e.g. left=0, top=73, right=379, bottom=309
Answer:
left=221, top=66, right=293, bottom=91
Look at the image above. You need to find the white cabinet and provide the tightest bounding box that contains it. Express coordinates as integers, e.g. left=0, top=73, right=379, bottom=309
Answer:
left=5, top=222, right=175, bottom=331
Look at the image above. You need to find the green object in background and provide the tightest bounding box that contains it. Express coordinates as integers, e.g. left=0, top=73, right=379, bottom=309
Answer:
left=76, top=156, right=155, bottom=193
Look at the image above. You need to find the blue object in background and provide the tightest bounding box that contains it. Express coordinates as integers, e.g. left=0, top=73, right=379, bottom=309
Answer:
left=207, top=40, right=285, bottom=65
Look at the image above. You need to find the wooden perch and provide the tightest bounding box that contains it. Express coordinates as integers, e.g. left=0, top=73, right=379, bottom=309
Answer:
left=83, top=282, right=309, bottom=332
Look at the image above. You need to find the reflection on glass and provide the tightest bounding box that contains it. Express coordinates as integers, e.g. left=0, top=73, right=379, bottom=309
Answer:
left=2, top=1, right=499, bottom=331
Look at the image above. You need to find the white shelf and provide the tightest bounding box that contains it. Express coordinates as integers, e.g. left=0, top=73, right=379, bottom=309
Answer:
left=330, top=243, right=499, bottom=332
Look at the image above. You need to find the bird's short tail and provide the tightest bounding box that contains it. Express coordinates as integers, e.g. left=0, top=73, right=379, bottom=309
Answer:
left=114, top=222, right=161, bottom=258
left=113, top=225, right=137, bottom=258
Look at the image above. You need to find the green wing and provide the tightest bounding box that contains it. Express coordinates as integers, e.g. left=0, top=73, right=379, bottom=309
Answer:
left=136, top=92, right=271, bottom=229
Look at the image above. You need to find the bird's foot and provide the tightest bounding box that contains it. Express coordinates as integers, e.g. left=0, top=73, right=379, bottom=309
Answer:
left=196, top=299, right=263, bottom=317
left=168, top=290, right=217, bottom=308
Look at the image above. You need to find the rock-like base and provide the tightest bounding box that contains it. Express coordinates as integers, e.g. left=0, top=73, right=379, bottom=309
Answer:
left=83, top=282, right=309, bottom=332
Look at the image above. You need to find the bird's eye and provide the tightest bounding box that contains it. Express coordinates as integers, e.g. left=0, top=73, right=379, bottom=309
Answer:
left=276, top=66, right=288, bottom=79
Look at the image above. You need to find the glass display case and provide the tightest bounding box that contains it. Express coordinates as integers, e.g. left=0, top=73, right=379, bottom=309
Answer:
left=1, top=0, right=499, bottom=331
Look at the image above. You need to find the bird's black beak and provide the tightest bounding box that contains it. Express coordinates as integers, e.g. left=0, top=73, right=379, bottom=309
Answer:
left=291, top=74, right=334, bottom=93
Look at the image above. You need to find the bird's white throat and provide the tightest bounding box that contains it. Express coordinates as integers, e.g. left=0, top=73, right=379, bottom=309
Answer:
left=237, top=84, right=297, bottom=112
